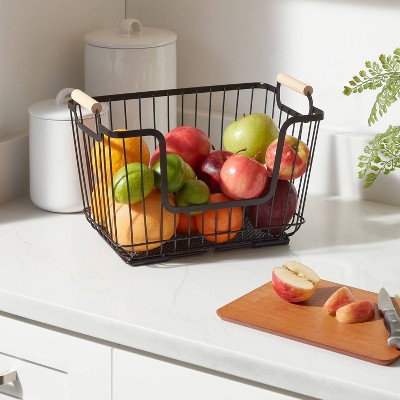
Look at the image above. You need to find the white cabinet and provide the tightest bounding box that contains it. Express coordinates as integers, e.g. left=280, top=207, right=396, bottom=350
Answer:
left=0, top=314, right=111, bottom=400
left=112, top=348, right=300, bottom=400
left=0, top=315, right=303, bottom=399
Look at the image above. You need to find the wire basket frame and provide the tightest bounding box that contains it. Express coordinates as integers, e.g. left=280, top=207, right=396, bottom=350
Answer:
left=69, top=81, right=324, bottom=266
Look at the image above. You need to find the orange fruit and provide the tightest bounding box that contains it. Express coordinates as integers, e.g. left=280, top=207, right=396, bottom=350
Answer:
left=176, top=213, right=198, bottom=235
left=109, top=189, right=179, bottom=252
left=91, top=129, right=150, bottom=184
left=90, top=183, right=112, bottom=226
left=195, top=193, right=243, bottom=243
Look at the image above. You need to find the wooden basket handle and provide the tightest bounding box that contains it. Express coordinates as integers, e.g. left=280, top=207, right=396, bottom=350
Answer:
left=277, top=73, right=313, bottom=96
left=71, top=89, right=102, bottom=113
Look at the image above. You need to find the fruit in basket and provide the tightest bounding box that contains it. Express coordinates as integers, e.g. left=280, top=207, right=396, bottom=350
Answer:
left=247, top=179, right=297, bottom=235
left=90, top=183, right=112, bottom=226
left=196, top=150, right=233, bottom=193
left=223, top=113, right=279, bottom=162
left=183, top=162, right=196, bottom=181
left=176, top=213, right=198, bottom=235
left=195, top=193, right=243, bottom=243
left=219, top=154, right=268, bottom=200
left=323, top=287, right=355, bottom=316
left=152, top=153, right=186, bottom=193
left=150, top=126, right=212, bottom=170
left=110, top=189, right=179, bottom=252
left=272, top=261, right=320, bottom=303
left=91, top=131, right=150, bottom=184
left=265, top=135, right=310, bottom=180
left=111, top=162, right=154, bottom=204
left=335, top=301, right=375, bottom=324
left=175, top=179, right=210, bottom=214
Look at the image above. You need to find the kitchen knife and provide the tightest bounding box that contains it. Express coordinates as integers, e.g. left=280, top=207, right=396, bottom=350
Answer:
left=378, top=288, right=400, bottom=349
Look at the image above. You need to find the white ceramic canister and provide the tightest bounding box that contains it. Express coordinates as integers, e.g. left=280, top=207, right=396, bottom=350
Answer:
left=84, top=18, right=177, bottom=135
left=28, top=88, right=108, bottom=213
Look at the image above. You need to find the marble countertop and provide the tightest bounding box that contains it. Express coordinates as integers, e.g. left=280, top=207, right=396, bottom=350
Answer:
left=1, top=195, right=399, bottom=399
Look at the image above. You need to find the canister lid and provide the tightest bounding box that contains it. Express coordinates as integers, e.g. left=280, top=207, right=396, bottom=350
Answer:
left=84, top=18, right=177, bottom=49
left=28, top=88, right=105, bottom=121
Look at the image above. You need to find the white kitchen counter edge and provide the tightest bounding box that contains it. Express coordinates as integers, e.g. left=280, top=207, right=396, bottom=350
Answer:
left=0, top=289, right=390, bottom=400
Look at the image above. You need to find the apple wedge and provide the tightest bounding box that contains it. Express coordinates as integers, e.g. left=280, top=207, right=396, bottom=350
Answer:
left=323, top=287, right=355, bottom=316
left=335, top=301, right=376, bottom=324
left=272, top=261, right=320, bottom=303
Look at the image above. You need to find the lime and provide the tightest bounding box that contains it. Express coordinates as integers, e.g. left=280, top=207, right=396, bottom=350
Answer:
left=152, top=153, right=186, bottom=193
left=175, top=179, right=210, bottom=215
left=183, top=162, right=196, bottom=181
left=112, top=162, right=154, bottom=204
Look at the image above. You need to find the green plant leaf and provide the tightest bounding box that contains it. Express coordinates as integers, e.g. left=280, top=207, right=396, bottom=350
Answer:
left=343, top=48, right=400, bottom=124
left=357, top=125, right=400, bottom=187
left=343, top=86, right=352, bottom=95
left=343, top=49, right=400, bottom=187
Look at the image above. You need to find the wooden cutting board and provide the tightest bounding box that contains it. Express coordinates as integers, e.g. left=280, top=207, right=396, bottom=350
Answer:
left=217, top=280, right=400, bottom=365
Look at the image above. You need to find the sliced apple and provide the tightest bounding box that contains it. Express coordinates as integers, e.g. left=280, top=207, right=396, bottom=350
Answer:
left=323, top=287, right=355, bottom=316
left=335, top=300, right=375, bottom=324
left=272, top=261, right=320, bottom=303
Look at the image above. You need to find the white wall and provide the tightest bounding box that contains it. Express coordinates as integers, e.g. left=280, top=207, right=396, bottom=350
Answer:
left=2, top=1, right=398, bottom=205
left=0, top=0, right=125, bottom=204
left=126, top=0, right=400, bottom=134
left=126, top=0, right=400, bottom=205
left=0, top=0, right=125, bottom=203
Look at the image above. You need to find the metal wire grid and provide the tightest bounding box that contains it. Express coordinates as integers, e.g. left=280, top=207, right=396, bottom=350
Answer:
left=69, top=82, right=324, bottom=266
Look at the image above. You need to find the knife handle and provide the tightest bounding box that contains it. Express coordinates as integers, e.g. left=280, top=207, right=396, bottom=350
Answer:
left=383, top=310, right=400, bottom=348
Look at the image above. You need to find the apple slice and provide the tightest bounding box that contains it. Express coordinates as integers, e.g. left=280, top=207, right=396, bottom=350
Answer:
left=323, top=287, right=355, bottom=316
left=272, top=261, right=320, bottom=303
left=335, top=301, right=376, bottom=324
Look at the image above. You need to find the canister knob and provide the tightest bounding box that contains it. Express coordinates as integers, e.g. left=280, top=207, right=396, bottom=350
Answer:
left=119, top=18, right=142, bottom=36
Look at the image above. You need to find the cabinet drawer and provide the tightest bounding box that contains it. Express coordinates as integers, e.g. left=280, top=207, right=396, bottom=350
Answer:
left=113, top=348, right=302, bottom=400
left=0, top=353, right=67, bottom=399
left=0, top=313, right=112, bottom=400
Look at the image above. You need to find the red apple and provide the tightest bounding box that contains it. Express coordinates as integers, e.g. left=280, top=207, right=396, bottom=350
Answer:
left=196, top=150, right=233, bottom=193
left=265, top=135, right=309, bottom=180
left=323, top=287, right=355, bottom=316
left=272, top=261, right=320, bottom=303
left=335, top=301, right=376, bottom=324
left=219, top=154, right=268, bottom=200
left=150, top=126, right=212, bottom=171
left=246, top=178, right=297, bottom=235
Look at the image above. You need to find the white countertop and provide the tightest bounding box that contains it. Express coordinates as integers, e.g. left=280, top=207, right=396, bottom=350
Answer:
left=1, top=195, right=399, bottom=399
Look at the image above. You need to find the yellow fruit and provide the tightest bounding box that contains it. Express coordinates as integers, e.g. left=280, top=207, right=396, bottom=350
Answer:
left=91, top=129, right=150, bottom=184
left=90, top=183, right=112, bottom=226
left=109, top=189, right=179, bottom=252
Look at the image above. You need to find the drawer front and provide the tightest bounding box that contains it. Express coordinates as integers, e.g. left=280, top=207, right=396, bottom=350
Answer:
left=0, top=313, right=112, bottom=400
left=113, top=348, right=302, bottom=400
left=0, top=353, right=67, bottom=400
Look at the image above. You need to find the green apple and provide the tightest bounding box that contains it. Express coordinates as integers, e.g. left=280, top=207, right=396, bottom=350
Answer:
left=175, top=179, right=210, bottom=215
left=152, top=153, right=186, bottom=193
left=112, top=162, right=154, bottom=204
left=223, top=113, right=279, bottom=162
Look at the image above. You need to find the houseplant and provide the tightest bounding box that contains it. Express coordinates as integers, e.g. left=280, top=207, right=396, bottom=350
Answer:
left=343, top=48, right=400, bottom=187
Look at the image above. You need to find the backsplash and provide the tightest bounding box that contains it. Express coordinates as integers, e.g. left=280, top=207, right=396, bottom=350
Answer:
left=0, top=132, right=29, bottom=205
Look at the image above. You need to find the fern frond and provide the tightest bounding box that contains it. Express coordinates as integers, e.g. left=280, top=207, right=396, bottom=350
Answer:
left=358, top=125, right=400, bottom=187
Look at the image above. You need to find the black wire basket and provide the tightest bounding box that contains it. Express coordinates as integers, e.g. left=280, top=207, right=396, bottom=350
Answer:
left=68, top=74, right=324, bottom=266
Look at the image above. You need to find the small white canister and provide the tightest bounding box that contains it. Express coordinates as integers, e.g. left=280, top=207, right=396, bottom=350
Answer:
left=84, top=18, right=177, bottom=132
left=28, top=88, right=106, bottom=213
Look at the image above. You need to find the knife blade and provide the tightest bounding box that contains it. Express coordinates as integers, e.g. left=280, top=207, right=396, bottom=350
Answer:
left=378, top=288, right=400, bottom=349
